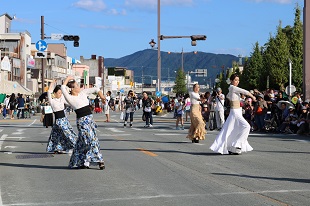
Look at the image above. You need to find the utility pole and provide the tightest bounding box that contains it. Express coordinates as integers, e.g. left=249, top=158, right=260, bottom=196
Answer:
left=41, top=16, right=45, bottom=93
left=157, top=0, right=161, bottom=92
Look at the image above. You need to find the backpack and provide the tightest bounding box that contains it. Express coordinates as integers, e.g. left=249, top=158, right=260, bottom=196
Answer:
left=108, top=98, right=115, bottom=111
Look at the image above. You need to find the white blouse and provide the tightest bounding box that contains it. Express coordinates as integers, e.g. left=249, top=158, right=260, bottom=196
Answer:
left=190, top=92, right=200, bottom=105
left=227, top=85, right=250, bottom=101
left=47, top=89, right=68, bottom=112
left=61, top=86, right=100, bottom=110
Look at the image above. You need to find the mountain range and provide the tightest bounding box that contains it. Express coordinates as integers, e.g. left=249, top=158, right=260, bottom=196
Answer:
left=104, top=49, right=240, bottom=85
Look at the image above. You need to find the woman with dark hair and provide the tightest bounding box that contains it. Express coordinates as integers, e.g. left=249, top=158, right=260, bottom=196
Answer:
left=16, top=93, right=25, bottom=119
left=123, top=90, right=136, bottom=128
left=46, top=80, right=77, bottom=154
left=61, top=76, right=106, bottom=170
left=210, top=74, right=256, bottom=155
left=8, top=93, right=17, bottom=119
left=186, top=83, right=206, bottom=143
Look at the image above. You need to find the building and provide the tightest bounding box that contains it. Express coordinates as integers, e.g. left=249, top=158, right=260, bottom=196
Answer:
left=0, top=13, right=33, bottom=95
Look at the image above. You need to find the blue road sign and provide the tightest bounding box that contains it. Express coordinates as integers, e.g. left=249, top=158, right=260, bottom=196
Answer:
left=156, top=91, right=161, bottom=97
left=36, top=40, right=47, bottom=52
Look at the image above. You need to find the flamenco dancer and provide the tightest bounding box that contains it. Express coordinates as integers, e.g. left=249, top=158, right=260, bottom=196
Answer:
left=210, top=74, right=256, bottom=155
left=186, top=83, right=206, bottom=143
left=46, top=80, right=77, bottom=154
left=62, top=76, right=106, bottom=169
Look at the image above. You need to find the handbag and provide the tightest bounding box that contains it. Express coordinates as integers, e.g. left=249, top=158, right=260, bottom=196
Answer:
left=120, top=112, right=124, bottom=120
left=43, top=105, right=53, bottom=114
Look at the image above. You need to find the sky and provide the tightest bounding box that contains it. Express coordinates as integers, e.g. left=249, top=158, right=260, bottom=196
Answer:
left=0, top=0, right=305, bottom=60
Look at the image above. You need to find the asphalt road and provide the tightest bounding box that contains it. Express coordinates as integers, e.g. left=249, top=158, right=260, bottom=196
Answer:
left=0, top=110, right=309, bottom=206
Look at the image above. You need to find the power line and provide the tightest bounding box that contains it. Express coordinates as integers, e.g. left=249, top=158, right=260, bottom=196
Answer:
left=44, top=23, right=68, bottom=34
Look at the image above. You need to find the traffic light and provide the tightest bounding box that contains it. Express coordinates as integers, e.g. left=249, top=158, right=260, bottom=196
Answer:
left=63, top=35, right=80, bottom=47
left=190, top=35, right=207, bottom=46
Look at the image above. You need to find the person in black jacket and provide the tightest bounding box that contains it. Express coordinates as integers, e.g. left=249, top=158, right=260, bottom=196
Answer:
left=16, top=93, right=25, bottom=119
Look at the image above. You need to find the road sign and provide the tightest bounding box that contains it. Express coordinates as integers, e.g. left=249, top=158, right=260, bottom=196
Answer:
left=51, top=33, right=63, bottom=40
left=35, top=52, right=47, bottom=58
left=35, top=40, right=47, bottom=52
left=195, top=69, right=207, bottom=77
left=156, top=91, right=162, bottom=97
left=120, top=89, right=124, bottom=93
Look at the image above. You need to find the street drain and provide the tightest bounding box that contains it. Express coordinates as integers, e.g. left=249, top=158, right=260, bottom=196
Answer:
left=16, top=154, right=54, bottom=159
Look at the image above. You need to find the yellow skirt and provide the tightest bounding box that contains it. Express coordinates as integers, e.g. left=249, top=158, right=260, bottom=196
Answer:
left=186, top=104, right=206, bottom=140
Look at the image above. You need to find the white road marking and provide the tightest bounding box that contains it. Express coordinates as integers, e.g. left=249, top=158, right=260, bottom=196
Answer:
left=4, top=146, right=17, bottom=149
left=0, top=129, right=3, bottom=133
left=295, top=140, right=310, bottom=143
left=0, top=134, right=8, bottom=150
left=153, top=133, right=181, bottom=136
left=106, top=128, right=124, bottom=133
left=0, top=187, right=3, bottom=206
left=131, top=128, right=142, bottom=131
left=3, top=189, right=310, bottom=205
left=4, top=152, right=12, bottom=154
left=27, top=119, right=37, bottom=127
left=99, top=134, right=131, bottom=137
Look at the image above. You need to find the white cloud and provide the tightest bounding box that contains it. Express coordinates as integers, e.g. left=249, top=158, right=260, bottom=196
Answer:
left=246, top=0, right=292, bottom=4
left=73, top=0, right=107, bottom=12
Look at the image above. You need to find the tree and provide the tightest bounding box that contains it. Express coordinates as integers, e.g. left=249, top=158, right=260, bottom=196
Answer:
left=241, top=42, right=263, bottom=90
left=263, top=22, right=291, bottom=90
left=173, top=69, right=187, bottom=96
left=290, top=3, right=303, bottom=92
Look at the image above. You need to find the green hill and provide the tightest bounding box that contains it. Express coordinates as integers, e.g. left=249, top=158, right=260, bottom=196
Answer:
left=104, top=49, right=240, bottom=85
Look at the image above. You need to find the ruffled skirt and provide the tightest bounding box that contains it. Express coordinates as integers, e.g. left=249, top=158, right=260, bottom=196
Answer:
left=46, top=117, right=77, bottom=152
left=210, top=108, right=253, bottom=154
left=186, top=104, right=206, bottom=140
left=69, top=114, right=104, bottom=168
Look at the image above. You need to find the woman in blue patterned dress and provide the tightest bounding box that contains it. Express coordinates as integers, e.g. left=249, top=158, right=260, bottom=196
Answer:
left=61, top=76, right=106, bottom=170
left=46, top=80, right=77, bottom=154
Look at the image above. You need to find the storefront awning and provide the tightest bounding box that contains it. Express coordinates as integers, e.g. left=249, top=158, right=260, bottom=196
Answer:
left=0, top=80, right=33, bottom=96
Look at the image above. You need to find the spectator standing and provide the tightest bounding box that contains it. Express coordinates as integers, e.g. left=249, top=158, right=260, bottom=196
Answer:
left=142, top=92, right=154, bottom=127
left=184, top=94, right=191, bottom=122
left=215, top=87, right=225, bottom=130
left=8, top=93, right=17, bottom=119
left=254, top=94, right=268, bottom=132
left=104, top=91, right=111, bottom=122
left=3, top=95, right=10, bottom=119
left=123, top=90, right=136, bottom=128
left=175, top=96, right=185, bottom=130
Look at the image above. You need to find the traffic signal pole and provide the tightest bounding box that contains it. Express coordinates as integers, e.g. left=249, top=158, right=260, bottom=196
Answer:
left=41, top=16, right=45, bottom=93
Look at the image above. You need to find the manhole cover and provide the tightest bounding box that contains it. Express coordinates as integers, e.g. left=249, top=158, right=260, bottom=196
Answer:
left=16, top=154, right=54, bottom=159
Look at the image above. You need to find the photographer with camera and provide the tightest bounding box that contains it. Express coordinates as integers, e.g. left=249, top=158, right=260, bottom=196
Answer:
left=215, top=87, right=225, bottom=131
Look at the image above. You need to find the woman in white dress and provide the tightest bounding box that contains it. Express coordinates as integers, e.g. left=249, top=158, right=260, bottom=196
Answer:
left=210, top=74, right=256, bottom=154
left=186, top=83, right=206, bottom=143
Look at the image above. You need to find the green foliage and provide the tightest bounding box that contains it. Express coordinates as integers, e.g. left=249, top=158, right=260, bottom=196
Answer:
left=290, top=3, right=303, bottom=91
left=173, top=69, right=187, bottom=96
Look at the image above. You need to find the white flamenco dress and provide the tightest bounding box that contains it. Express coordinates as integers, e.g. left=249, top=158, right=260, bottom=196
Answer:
left=210, top=85, right=253, bottom=154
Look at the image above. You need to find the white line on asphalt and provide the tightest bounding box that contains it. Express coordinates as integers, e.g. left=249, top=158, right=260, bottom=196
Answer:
left=3, top=190, right=310, bottom=205
left=295, top=139, right=310, bottom=143
left=27, top=119, right=37, bottom=127
left=153, top=133, right=181, bottom=136
left=4, top=152, right=12, bottom=154
left=106, top=128, right=124, bottom=133
left=0, top=129, right=3, bottom=133
left=4, top=146, right=17, bottom=149
left=131, top=128, right=142, bottom=131
left=0, top=134, right=8, bottom=150
left=0, top=187, right=3, bottom=206
left=99, top=134, right=131, bottom=137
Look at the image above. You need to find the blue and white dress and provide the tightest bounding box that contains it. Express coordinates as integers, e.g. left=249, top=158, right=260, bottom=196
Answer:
left=46, top=89, right=77, bottom=153
left=61, top=86, right=104, bottom=168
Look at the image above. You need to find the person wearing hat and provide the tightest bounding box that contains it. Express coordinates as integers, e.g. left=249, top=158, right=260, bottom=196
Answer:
left=210, top=73, right=256, bottom=155
left=215, top=87, right=225, bottom=131
left=277, top=106, right=296, bottom=133
left=254, top=94, right=268, bottom=132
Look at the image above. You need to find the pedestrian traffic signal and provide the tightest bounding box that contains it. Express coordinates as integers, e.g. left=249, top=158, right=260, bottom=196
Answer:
left=63, top=35, right=80, bottom=47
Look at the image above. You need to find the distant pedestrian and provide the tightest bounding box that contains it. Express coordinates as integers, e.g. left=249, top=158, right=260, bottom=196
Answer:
left=186, top=84, right=206, bottom=143
left=3, top=95, right=10, bottom=119
left=184, top=94, right=191, bottom=122
left=142, top=92, right=154, bottom=128
left=215, top=87, right=225, bottom=130
left=123, top=90, right=136, bottom=128
left=8, top=93, right=17, bottom=119
left=175, top=96, right=185, bottom=130
left=46, top=80, right=77, bottom=154
left=16, top=93, right=25, bottom=119
left=104, top=91, right=111, bottom=122
left=62, top=76, right=106, bottom=170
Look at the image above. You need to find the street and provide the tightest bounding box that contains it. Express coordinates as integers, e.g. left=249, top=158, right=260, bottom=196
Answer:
left=0, top=110, right=309, bottom=206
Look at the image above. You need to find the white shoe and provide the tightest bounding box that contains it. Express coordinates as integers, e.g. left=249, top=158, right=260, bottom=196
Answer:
left=149, top=124, right=153, bottom=128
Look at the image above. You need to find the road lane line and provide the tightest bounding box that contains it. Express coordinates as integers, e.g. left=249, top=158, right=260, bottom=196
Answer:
left=27, top=119, right=37, bottom=127
left=153, top=133, right=180, bottom=136
left=137, top=148, right=158, bottom=157
left=0, top=134, right=8, bottom=150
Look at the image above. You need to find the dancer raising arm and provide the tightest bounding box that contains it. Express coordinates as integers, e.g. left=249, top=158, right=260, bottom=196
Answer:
left=61, top=76, right=106, bottom=170
left=210, top=73, right=256, bottom=155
